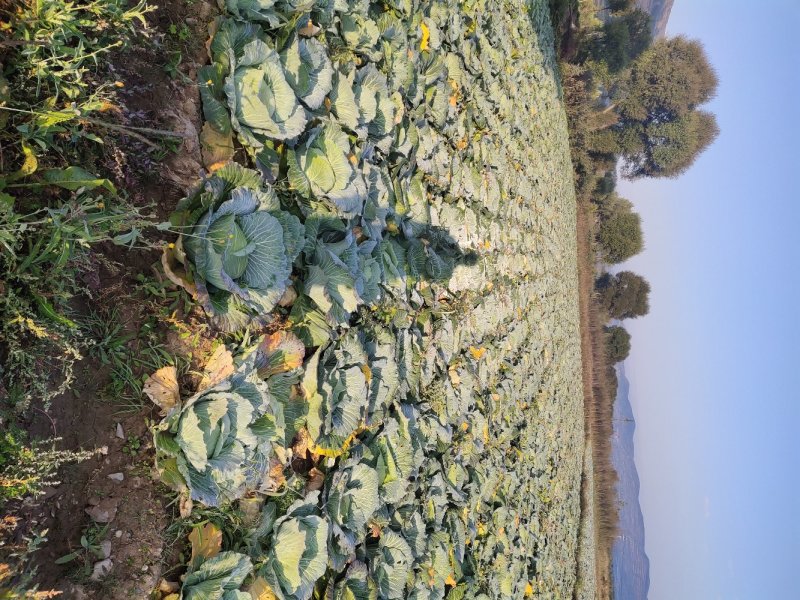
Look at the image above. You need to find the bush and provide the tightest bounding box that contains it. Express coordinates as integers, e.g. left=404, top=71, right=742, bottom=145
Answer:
left=604, top=326, right=631, bottom=363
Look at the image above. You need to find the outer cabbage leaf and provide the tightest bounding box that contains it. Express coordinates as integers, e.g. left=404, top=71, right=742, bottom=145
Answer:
left=181, top=551, right=253, bottom=600
left=280, top=33, right=333, bottom=110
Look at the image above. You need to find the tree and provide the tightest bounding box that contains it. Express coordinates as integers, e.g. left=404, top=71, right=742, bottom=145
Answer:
left=608, top=0, right=634, bottom=11
left=605, top=326, right=631, bottom=363
left=616, top=109, right=720, bottom=178
left=596, top=196, right=644, bottom=263
left=617, top=36, right=719, bottom=122
left=608, top=36, right=720, bottom=178
left=589, top=10, right=653, bottom=73
left=596, top=271, right=651, bottom=319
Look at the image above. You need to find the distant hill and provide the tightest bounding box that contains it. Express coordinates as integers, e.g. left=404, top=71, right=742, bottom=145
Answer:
left=611, top=364, right=651, bottom=599
left=636, top=0, right=675, bottom=38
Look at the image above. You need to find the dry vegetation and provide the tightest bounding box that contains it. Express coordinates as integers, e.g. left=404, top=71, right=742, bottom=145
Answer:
left=576, top=190, right=619, bottom=600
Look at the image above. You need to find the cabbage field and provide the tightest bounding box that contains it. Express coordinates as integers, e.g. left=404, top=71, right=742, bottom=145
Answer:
left=149, top=0, right=586, bottom=598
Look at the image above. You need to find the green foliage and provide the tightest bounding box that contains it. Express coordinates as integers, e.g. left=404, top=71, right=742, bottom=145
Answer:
left=158, top=2, right=588, bottom=599
left=4, top=0, right=151, bottom=99
left=604, top=325, right=631, bottom=363
left=54, top=522, right=110, bottom=578
left=614, top=36, right=720, bottom=178
left=596, top=195, right=644, bottom=263
left=585, top=9, right=652, bottom=73
left=596, top=270, right=651, bottom=319
left=181, top=551, right=253, bottom=599
left=257, top=493, right=329, bottom=600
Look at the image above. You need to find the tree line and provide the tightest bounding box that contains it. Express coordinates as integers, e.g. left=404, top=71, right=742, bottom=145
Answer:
left=554, top=0, right=719, bottom=365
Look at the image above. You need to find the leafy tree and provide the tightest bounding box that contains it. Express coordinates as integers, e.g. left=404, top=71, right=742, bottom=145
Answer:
left=589, top=10, right=652, bottom=72
left=595, top=171, right=617, bottom=196
left=616, top=109, right=720, bottom=178
left=605, top=326, right=631, bottom=363
left=596, top=271, right=651, bottom=319
left=608, top=0, right=634, bottom=12
left=596, top=196, right=643, bottom=263
left=617, top=36, right=719, bottom=122
left=604, top=36, right=720, bottom=178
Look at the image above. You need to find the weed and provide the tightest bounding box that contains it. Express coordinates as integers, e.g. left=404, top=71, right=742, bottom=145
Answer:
left=122, top=435, right=142, bottom=457
left=54, top=522, right=111, bottom=579
left=168, top=23, right=191, bottom=42
left=0, top=430, right=96, bottom=505
left=0, top=518, right=58, bottom=598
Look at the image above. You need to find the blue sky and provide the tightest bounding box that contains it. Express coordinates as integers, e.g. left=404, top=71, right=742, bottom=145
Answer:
left=616, top=1, right=800, bottom=598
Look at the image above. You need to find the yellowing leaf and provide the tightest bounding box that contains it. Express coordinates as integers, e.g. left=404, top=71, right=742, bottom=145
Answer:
left=198, top=344, right=235, bottom=392
left=448, top=366, right=461, bottom=386
left=360, top=364, right=372, bottom=383
left=143, top=366, right=180, bottom=416
left=200, top=122, right=234, bottom=172
left=525, top=582, right=534, bottom=596
left=248, top=576, right=278, bottom=600
left=10, top=142, right=38, bottom=181
left=420, top=22, right=430, bottom=51
left=445, top=574, right=457, bottom=586
left=469, top=346, right=486, bottom=360
left=188, top=523, right=221, bottom=570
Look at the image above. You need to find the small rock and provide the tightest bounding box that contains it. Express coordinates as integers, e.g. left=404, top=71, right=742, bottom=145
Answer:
left=108, top=472, right=124, bottom=482
left=85, top=498, right=119, bottom=523
left=141, top=564, right=149, bottom=573
left=99, top=540, right=112, bottom=560
left=115, top=530, right=123, bottom=538
left=116, top=423, right=125, bottom=439
left=65, top=584, right=88, bottom=600
left=90, top=559, right=113, bottom=581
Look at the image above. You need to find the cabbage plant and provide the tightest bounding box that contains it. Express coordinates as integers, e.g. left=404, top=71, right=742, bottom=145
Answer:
left=287, top=123, right=366, bottom=215
left=167, top=163, right=304, bottom=332
left=153, top=355, right=285, bottom=507
left=208, top=19, right=308, bottom=146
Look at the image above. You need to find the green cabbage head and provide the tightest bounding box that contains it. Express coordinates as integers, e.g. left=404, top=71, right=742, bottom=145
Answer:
left=154, top=355, right=285, bottom=507
left=168, top=163, right=304, bottom=332
left=258, top=492, right=329, bottom=600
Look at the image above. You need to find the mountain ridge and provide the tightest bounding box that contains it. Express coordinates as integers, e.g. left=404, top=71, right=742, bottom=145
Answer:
left=611, top=363, right=651, bottom=599
left=636, top=0, right=675, bottom=38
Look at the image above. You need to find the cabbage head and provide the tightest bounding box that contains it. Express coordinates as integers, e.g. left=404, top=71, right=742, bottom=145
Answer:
left=258, top=492, right=329, bottom=600
left=154, top=355, right=285, bottom=507
left=208, top=19, right=307, bottom=146
left=169, top=163, right=304, bottom=332
left=287, top=123, right=366, bottom=216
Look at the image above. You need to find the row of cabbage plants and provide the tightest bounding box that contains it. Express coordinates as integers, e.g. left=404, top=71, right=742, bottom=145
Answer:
left=148, top=0, right=585, bottom=598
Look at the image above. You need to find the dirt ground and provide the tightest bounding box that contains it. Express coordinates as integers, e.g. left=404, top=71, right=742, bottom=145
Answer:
left=10, top=2, right=219, bottom=596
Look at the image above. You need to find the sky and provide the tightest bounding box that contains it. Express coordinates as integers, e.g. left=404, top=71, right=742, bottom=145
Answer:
left=616, top=1, right=800, bottom=598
